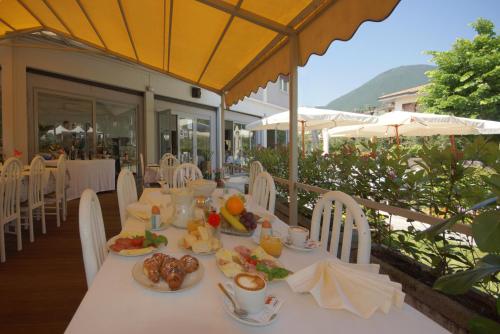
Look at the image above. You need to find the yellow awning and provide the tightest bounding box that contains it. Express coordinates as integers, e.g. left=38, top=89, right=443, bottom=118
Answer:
left=0, top=0, right=400, bottom=106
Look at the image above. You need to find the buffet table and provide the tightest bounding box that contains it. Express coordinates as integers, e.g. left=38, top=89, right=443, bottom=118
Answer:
left=65, top=189, right=448, bottom=334
left=45, top=159, right=115, bottom=201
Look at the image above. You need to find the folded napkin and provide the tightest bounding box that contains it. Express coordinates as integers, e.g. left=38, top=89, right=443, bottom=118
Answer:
left=286, top=258, right=404, bottom=319
left=126, top=202, right=173, bottom=225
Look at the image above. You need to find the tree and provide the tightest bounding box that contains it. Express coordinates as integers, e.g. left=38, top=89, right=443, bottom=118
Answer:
left=419, top=18, right=500, bottom=120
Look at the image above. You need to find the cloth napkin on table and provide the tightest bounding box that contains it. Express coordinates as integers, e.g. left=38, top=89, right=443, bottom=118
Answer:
left=286, top=258, right=405, bottom=319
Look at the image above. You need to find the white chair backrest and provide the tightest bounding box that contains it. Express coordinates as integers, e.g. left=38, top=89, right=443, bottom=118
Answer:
left=248, top=161, right=263, bottom=195
left=252, top=171, right=276, bottom=213
left=28, top=155, right=45, bottom=207
left=117, top=169, right=138, bottom=227
left=161, top=153, right=175, bottom=161
left=160, top=154, right=179, bottom=186
left=56, top=154, right=66, bottom=197
left=172, top=163, right=203, bottom=188
left=0, top=157, right=22, bottom=220
left=310, top=191, right=371, bottom=264
left=79, top=189, right=107, bottom=287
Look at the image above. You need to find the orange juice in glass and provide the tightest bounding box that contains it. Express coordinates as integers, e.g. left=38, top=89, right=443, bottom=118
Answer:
left=260, top=234, right=283, bottom=258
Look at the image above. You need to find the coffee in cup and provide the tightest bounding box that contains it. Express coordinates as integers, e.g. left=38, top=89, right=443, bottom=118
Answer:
left=289, top=226, right=309, bottom=247
left=225, top=273, right=267, bottom=313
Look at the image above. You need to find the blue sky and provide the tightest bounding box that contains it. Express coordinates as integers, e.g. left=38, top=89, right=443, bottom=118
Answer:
left=298, top=0, right=500, bottom=107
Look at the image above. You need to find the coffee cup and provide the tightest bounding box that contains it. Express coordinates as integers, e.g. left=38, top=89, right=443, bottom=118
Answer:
left=225, top=273, right=267, bottom=313
left=288, top=226, right=309, bottom=247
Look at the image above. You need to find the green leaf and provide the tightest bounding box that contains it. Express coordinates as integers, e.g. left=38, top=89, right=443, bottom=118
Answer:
left=468, top=316, right=500, bottom=334
left=433, top=254, right=500, bottom=294
left=473, top=211, right=500, bottom=252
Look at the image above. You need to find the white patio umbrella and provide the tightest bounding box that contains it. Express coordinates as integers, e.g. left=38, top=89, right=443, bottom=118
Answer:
left=246, top=107, right=376, bottom=156
left=328, top=110, right=500, bottom=154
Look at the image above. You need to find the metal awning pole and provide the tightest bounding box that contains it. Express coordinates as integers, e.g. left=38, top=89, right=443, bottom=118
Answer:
left=218, top=93, right=226, bottom=172
left=288, top=34, right=299, bottom=226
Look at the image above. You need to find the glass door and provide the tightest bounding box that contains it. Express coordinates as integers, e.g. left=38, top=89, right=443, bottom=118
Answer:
left=196, top=118, right=212, bottom=175
left=95, top=100, right=138, bottom=172
left=178, top=117, right=194, bottom=163
left=158, top=110, right=177, bottom=158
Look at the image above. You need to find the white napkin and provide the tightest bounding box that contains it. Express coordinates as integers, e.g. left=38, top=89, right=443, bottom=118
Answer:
left=126, top=202, right=173, bottom=225
left=286, top=258, right=405, bottom=319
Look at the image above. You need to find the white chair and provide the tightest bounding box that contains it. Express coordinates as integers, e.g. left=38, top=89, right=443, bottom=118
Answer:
left=248, top=161, right=263, bottom=195
left=117, top=169, right=138, bottom=228
left=161, top=153, right=175, bottom=161
left=22, top=156, right=46, bottom=242
left=172, top=163, right=203, bottom=188
left=79, top=188, right=108, bottom=287
left=160, top=154, right=179, bottom=187
left=310, top=191, right=371, bottom=264
left=45, top=154, right=66, bottom=227
left=0, top=157, right=23, bottom=263
left=252, top=171, right=276, bottom=213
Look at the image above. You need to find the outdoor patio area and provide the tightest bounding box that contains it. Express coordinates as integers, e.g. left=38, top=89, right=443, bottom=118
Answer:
left=0, top=1, right=499, bottom=334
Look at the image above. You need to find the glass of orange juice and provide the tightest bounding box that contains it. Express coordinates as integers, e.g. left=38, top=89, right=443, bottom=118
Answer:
left=260, top=233, right=283, bottom=258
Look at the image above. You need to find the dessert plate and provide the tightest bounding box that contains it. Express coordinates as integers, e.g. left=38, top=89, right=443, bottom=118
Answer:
left=106, top=235, right=165, bottom=257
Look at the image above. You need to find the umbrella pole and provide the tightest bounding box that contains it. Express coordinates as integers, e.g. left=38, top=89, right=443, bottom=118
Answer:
left=450, top=135, right=457, bottom=158
left=395, top=125, right=400, bottom=147
left=301, top=121, right=305, bottom=158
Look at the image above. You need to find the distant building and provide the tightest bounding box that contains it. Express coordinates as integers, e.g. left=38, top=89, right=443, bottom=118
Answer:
left=377, top=84, right=427, bottom=113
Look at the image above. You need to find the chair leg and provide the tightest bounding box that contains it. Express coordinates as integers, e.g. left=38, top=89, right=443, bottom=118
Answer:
left=0, top=225, right=5, bottom=263
left=29, top=207, right=34, bottom=243
left=41, top=205, right=47, bottom=234
left=56, top=201, right=61, bottom=228
left=16, top=217, right=22, bottom=251
left=63, top=200, right=67, bottom=222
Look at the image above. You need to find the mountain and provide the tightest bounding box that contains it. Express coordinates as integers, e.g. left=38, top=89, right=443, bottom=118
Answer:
left=323, top=64, right=435, bottom=111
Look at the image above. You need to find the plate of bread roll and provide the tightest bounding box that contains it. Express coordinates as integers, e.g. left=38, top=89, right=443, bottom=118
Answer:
left=132, top=253, right=204, bottom=292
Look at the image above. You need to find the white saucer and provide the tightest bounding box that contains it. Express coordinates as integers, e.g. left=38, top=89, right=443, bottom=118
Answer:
left=283, top=240, right=320, bottom=252
left=222, top=298, right=278, bottom=327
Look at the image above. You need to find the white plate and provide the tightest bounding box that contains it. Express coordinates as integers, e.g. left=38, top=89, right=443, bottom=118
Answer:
left=132, top=259, right=204, bottom=292
left=222, top=298, right=278, bottom=327
left=177, top=239, right=220, bottom=256
left=283, top=240, right=320, bottom=252
left=106, top=235, right=165, bottom=257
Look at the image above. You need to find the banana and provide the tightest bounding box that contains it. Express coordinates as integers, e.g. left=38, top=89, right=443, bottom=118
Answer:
left=220, top=206, right=247, bottom=232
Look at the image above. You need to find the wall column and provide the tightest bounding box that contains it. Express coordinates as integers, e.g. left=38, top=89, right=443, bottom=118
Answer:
left=144, top=88, right=156, bottom=164
left=0, top=44, right=14, bottom=161
left=217, top=93, right=225, bottom=170
left=322, top=128, right=329, bottom=155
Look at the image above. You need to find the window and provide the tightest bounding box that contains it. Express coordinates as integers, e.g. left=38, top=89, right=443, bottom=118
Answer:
left=37, top=92, right=94, bottom=159
left=279, top=76, right=289, bottom=93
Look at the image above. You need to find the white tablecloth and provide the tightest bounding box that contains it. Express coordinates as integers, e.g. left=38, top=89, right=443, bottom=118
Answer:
left=45, top=159, right=115, bottom=201
left=66, top=189, right=448, bottom=334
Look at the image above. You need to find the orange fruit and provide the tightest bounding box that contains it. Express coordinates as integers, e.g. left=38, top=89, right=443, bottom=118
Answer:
left=225, top=196, right=245, bottom=215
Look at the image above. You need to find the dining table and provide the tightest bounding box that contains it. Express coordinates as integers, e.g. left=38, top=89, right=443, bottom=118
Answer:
left=45, top=159, right=115, bottom=200
left=65, top=188, right=449, bottom=334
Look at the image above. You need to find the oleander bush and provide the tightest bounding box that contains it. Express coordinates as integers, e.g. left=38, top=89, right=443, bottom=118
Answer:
left=247, top=136, right=499, bottom=297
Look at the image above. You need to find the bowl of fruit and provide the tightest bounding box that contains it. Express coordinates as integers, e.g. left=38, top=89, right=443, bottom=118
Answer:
left=219, top=195, right=259, bottom=236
